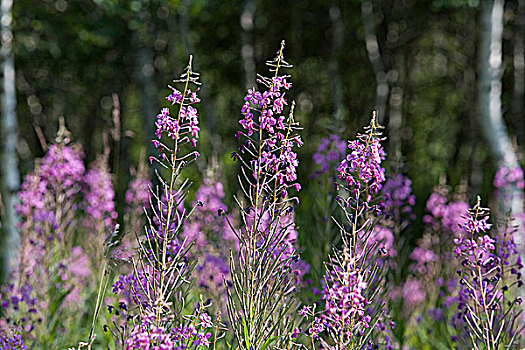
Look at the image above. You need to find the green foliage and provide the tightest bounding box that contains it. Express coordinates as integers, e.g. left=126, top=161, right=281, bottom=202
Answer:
left=4, top=0, right=525, bottom=348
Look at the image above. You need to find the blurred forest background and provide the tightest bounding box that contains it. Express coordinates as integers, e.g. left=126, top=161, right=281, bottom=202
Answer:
left=1, top=0, right=524, bottom=279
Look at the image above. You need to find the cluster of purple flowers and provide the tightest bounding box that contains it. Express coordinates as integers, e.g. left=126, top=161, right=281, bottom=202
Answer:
left=423, top=191, right=469, bottom=235
left=16, top=144, right=84, bottom=239
left=151, top=64, right=201, bottom=166
left=322, top=261, right=371, bottom=340
left=111, top=58, right=218, bottom=348
left=493, top=166, right=525, bottom=190
left=155, top=85, right=200, bottom=148
left=125, top=311, right=213, bottom=350
left=312, top=134, right=347, bottom=176
left=451, top=197, right=523, bottom=348
left=225, top=42, right=307, bottom=350
left=336, top=125, right=386, bottom=199
left=0, top=331, right=26, bottom=350
left=82, top=159, right=118, bottom=229
left=239, top=75, right=291, bottom=137
left=453, top=200, right=494, bottom=262
left=304, top=115, right=387, bottom=349
left=0, top=140, right=105, bottom=347
left=381, top=173, right=415, bottom=218
left=235, top=45, right=302, bottom=199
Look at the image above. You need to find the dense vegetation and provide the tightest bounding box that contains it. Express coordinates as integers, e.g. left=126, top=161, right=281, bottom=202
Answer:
left=0, top=0, right=524, bottom=349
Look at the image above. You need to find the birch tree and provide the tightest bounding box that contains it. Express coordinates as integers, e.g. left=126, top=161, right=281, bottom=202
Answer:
left=240, top=0, right=256, bottom=89
left=0, top=0, right=19, bottom=283
left=477, top=0, right=524, bottom=253
left=513, top=0, right=524, bottom=140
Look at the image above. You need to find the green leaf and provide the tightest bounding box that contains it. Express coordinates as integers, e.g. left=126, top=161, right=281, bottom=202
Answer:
left=260, top=335, right=282, bottom=350
left=242, top=316, right=250, bottom=350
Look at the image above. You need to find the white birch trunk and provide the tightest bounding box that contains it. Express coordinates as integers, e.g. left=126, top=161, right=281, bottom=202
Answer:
left=240, top=0, right=256, bottom=89
left=478, top=0, right=524, bottom=253
left=513, top=0, right=524, bottom=137
left=0, top=0, right=19, bottom=283
left=388, top=86, right=403, bottom=161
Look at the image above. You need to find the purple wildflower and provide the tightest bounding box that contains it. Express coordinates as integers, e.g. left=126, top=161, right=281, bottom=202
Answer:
left=82, top=158, right=117, bottom=229
left=312, top=134, right=347, bottom=176
left=153, top=62, right=201, bottom=161
left=336, top=135, right=386, bottom=196
left=494, top=166, right=524, bottom=190
left=227, top=41, right=304, bottom=350
left=310, top=114, right=387, bottom=348
left=452, top=196, right=522, bottom=348
left=0, top=331, right=26, bottom=350
left=237, top=44, right=302, bottom=199
left=16, top=144, right=85, bottom=240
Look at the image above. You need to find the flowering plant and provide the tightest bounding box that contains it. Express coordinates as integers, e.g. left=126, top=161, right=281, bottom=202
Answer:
left=301, top=113, right=391, bottom=350
left=454, top=196, right=523, bottom=349
left=226, top=40, right=305, bottom=350
left=96, top=56, right=226, bottom=349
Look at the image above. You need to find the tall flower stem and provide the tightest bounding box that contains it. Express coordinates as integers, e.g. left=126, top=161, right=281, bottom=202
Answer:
left=156, top=56, right=193, bottom=325
left=228, top=41, right=303, bottom=350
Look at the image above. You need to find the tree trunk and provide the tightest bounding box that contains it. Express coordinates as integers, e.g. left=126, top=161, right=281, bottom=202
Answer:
left=0, top=0, right=20, bottom=284
left=134, top=0, right=157, bottom=155
left=136, top=45, right=157, bottom=146
left=513, top=0, right=525, bottom=143
left=329, top=2, right=346, bottom=130
left=241, top=0, right=256, bottom=90
left=478, top=0, right=524, bottom=251
left=388, top=85, right=402, bottom=161
left=362, top=0, right=389, bottom=124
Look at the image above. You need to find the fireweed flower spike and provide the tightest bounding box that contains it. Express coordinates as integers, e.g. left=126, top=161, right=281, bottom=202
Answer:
left=144, top=57, right=201, bottom=320
left=105, top=57, right=225, bottom=348
left=1, top=135, right=95, bottom=349
left=454, top=196, right=523, bottom=349
left=303, top=112, right=389, bottom=350
left=136, top=56, right=200, bottom=320
left=226, top=41, right=305, bottom=350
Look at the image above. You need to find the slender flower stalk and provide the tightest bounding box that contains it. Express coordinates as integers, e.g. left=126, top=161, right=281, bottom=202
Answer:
left=303, top=113, right=389, bottom=350
left=1, top=130, right=96, bottom=348
left=104, top=57, right=226, bottom=349
left=454, top=196, right=523, bottom=349
left=143, top=56, right=201, bottom=325
left=226, top=41, right=304, bottom=350
left=403, top=186, right=469, bottom=348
